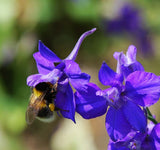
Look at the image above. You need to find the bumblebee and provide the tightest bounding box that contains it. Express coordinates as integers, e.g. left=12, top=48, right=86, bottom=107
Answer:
left=26, top=82, right=59, bottom=124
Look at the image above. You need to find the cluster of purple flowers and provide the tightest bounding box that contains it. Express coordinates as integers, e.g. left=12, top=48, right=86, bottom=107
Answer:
left=103, top=3, right=153, bottom=57
left=27, top=28, right=160, bottom=149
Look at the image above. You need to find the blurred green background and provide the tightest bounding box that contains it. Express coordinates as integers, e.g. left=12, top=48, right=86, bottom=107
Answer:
left=0, top=0, right=160, bottom=150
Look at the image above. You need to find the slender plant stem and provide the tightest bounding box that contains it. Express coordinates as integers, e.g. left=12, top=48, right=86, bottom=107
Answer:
left=146, top=107, right=158, bottom=124
left=146, top=107, right=152, bottom=116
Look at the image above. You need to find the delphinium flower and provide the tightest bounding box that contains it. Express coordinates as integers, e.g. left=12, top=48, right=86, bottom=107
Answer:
left=75, top=45, right=160, bottom=141
left=103, top=3, right=153, bottom=56
left=26, top=28, right=96, bottom=123
left=108, top=121, right=160, bottom=150
left=113, top=45, right=144, bottom=78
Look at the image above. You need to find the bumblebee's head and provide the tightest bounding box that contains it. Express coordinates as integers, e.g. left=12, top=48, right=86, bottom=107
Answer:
left=35, top=82, right=52, bottom=91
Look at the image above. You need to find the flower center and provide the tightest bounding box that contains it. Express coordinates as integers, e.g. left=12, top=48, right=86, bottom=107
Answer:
left=128, top=140, right=141, bottom=150
left=106, top=87, right=124, bottom=109
left=108, top=87, right=119, bottom=103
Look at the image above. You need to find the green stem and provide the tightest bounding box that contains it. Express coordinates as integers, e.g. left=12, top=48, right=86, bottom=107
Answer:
left=147, top=115, right=158, bottom=124
left=146, top=107, right=158, bottom=124
left=146, top=107, right=152, bottom=116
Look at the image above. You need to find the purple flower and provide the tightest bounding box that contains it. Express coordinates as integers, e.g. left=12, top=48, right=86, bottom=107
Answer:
left=106, top=4, right=142, bottom=33
left=108, top=122, right=160, bottom=150
left=76, top=46, right=160, bottom=141
left=113, top=45, right=144, bottom=78
left=103, top=3, right=153, bottom=56
left=27, top=28, right=96, bottom=122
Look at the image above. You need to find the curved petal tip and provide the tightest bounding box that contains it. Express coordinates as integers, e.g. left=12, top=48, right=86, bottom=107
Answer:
left=90, top=28, right=97, bottom=33
left=65, top=28, right=97, bottom=61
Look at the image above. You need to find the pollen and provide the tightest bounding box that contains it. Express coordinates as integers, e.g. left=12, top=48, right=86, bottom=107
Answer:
left=110, top=99, right=114, bottom=102
left=49, top=103, right=55, bottom=112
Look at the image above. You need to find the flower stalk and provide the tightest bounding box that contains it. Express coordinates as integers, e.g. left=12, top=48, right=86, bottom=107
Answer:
left=146, top=107, right=158, bottom=124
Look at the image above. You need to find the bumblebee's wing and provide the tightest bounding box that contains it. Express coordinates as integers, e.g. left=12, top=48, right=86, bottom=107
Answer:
left=26, top=91, right=46, bottom=125
left=26, top=106, right=39, bottom=125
